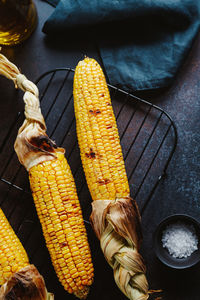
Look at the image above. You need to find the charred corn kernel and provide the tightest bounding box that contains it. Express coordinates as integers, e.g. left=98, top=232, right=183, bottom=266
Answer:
left=73, top=57, right=130, bottom=201
left=0, top=208, right=29, bottom=285
left=29, top=150, right=94, bottom=299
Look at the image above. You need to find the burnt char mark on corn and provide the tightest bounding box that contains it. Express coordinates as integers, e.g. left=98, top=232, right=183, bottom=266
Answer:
left=97, top=179, right=111, bottom=185
left=85, top=148, right=96, bottom=159
left=89, top=109, right=101, bottom=115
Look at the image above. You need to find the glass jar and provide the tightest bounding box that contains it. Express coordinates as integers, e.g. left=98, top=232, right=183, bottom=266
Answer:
left=0, top=0, right=38, bottom=46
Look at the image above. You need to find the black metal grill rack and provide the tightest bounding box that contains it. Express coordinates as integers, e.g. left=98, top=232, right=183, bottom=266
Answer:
left=0, top=68, right=177, bottom=299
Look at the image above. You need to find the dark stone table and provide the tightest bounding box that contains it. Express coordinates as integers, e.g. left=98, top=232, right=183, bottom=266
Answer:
left=0, top=1, right=199, bottom=299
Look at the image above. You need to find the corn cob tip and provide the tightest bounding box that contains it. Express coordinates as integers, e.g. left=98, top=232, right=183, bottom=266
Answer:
left=74, top=285, right=90, bottom=299
left=76, top=56, right=95, bottom=68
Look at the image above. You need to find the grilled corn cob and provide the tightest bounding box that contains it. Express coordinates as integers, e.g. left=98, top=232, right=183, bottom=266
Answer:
left=0, top=207, right=53, bottom=299
left=28, top=150, right=94, bottom=298
left=73, top=57, right=149, bottom=300
left=0, top=54, right=94, bottom=299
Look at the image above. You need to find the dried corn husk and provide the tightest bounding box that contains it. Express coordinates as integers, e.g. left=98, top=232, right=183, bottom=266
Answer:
left=90, top=198, right=149, bottom=300
left=0, top=265, right=54, bottom=300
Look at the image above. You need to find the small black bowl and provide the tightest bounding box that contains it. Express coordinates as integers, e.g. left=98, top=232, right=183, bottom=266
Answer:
left=154, top=214, right=200, bottom=269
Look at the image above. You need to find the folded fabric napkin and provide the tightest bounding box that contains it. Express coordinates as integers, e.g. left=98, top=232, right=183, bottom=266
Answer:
left=42, top=0, right=200, bottom=92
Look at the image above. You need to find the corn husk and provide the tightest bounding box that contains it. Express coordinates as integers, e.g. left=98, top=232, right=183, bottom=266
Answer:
left=90, top=197, right=149, bottom=300
left=0, top=265, right=54, bottom=300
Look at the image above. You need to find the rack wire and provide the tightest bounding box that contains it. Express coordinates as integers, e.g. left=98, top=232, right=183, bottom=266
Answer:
left=0, top=68, right=177, bottom=298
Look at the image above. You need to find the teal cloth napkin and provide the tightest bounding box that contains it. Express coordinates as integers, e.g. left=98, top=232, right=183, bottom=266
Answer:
left=42, top=0, right=200, bottom=92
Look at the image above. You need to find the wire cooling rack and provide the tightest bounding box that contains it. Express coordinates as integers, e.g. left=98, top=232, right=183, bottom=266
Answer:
left=0, top=68, right=177, bottom=299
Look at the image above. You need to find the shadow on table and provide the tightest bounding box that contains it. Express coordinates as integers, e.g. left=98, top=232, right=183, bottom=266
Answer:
left=152, top=257, right=200, bottom=300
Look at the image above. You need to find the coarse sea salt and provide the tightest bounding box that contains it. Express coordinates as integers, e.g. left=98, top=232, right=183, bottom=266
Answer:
left=162, top=221, right=198, bottom=259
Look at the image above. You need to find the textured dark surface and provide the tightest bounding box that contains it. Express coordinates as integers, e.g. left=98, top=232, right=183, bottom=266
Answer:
left=0, top=1, right=200, bottom=300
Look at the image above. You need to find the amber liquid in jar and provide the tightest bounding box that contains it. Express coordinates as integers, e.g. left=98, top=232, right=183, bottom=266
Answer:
left=0, top=0, right=37, bottom=46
